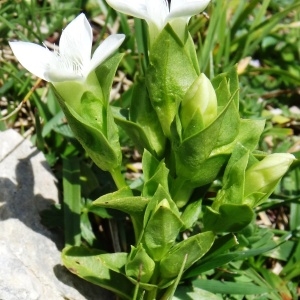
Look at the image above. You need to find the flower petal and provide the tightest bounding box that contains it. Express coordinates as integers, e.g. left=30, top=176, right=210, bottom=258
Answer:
left=89, top=34, right=125, bottom=73
left=169, top=0, right=210, bottom=19
left=145, top=0, right=169, bottom=31
left=59, top=13, right=93, bottom=69
left=105, top=0, right=148, bottom=20
left=9, top=41, right=55, bottom=81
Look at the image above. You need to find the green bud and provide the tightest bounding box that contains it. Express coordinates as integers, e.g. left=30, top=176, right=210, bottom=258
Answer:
left=156, top=199, right=170, bottom=210
left=244, top=153, right=295, bottom=206
left=180, top=73, right=217, bottom=136
left=125, top=244, right=155, bottom=283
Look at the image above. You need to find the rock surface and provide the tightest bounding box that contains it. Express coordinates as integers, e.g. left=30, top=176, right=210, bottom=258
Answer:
left=0, top=129, right=112, bottom=300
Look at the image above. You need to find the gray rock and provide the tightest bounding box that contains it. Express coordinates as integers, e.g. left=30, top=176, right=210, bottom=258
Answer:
left=0, top=129, right=112, bottom=300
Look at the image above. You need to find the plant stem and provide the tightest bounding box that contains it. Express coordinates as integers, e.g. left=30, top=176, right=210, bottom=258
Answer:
left=110, top=167, right=143, bottom=243
left=110, top=167, right=127, bottom=190
left=145, top=263, right=160, bottom=300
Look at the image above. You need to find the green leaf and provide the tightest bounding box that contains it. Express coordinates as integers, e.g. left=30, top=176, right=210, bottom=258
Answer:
left=146, top=24, right=199, bottom=137
left=160, top=254, right=188, bottom=300
left=143, top=205, right=183, bottom=261
left=281, top=241, right=300, bottom=281
left=180, top=200, right=202, bottom=230
left=90, top=187, right=149, bottom=239
left=259, top=268, right=293, bottom=299
left=184, top=233, right=239, bottom=278
left=174, top=285, right=222, bottom=300
left=185, top=232, right=282, bottom=278
left=62, top=246, right=134, bottom=300
left=193, top=278, right=271, bottom=295
left=189, top=253, right=242, bottom=279
left=113, top=106, right=158, bottom=155
left=159, top=232, right=215, bottom=279
left=130, top=80, right=166, bottom=158
left=112, top=80, right=166, bottom=159
left=227, top=66, right=239, bottom=109
left=203, top=204, right=254, bottom=233
left=95, top=53, right=124, bottom=104
left=209, top=118, right=265, bottom=157
left=126, top=244, right=155, bottom=283
left=54, top=89, right=121, bottom=171
left=236, top=119, right=266, bottom=151
left=194, top=155, right=229, bottom=187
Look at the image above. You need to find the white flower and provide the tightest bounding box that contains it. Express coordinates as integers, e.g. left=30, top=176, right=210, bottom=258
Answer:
left=105, top=0, right=210, bottom=41
left=9, top=13, right=125, bottom=83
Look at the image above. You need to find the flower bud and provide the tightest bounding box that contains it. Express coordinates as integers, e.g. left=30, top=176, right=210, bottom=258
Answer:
left=244, top=153, right=295, bottom=206
left=180, top=73, right=217, bottom=136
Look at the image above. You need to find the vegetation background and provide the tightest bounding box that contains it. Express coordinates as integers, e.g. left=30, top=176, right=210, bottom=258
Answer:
left=0, top=0, right=300, bottom=298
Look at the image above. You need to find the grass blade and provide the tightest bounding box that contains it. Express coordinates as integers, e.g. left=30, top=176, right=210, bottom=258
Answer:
left=63, top=156, right=82, bottom=247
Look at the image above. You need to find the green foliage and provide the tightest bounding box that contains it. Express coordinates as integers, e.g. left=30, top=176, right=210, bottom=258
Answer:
left=159, top=232, right=215, bottom=279
left=113, top=79, right=166, bottom=158
left=62, top=246, right=134, bottom=299
left=2, top=0, right=300, bottom=299
left=54, top=88, right=122, bottom=171
left=146, top=25, right=200, bottom=137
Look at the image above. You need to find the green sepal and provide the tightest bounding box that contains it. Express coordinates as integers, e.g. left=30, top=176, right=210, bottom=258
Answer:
left=203, top=204, right=254, bottom=233
left=143, top=204, right=183, bottom=261
left=212, top=65, right=239, bottom=109
left=212, top=143, right=250, bottom=211
left=142, top=149, right=170, bottom=197
left=62, top=246, right=134, bottom=300
left=143, top=184, right=180, bottom=229
left=159, top=231, right=215, bottom=279
left=54, top=89, right=121, bottom=171
left=125, top=244, right=155, bottom=283
left=146, top=24, right=199, bottom=137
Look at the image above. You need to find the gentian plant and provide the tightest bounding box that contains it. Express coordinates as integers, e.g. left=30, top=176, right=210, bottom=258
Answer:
left=9, top=1, right=296, bottom=299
